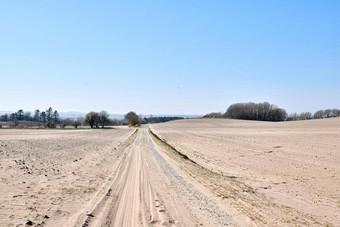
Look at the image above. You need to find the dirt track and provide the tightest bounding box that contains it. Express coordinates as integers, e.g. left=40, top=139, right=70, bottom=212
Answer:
left=69, top=127, right=240, bottom=227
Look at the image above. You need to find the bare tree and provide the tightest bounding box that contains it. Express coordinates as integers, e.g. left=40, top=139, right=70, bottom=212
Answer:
left=288, top=112, right=299, bottom=121
left=60, top=120, right=69, bottom=128
left=13, top=119, right=19, bottom=128
left=45, top=121, right=56, bottom=128
left=313, top=110, right=324, bottom=119
left=124, top=111, right=139, bottom=126
left=98, top=110, right=110, bottom=128
left=299, top=112, right=312, bottom=120
left=83, top=112, right=99, bottom=128
left=72, top=121, right=81, bottom=128
left=333, top=109, right=340, bottom=117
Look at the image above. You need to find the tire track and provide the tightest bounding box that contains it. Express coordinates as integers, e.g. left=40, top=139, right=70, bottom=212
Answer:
left=71, top=127, right=237, bottom=227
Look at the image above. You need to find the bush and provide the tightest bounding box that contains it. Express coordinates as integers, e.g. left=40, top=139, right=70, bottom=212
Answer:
left=203, top=112, right=223, bottom=118
left=72, top=121, right=81, bottom=128
left=60, top=120, right=69, bottom=128
left=44, top=121, right=56, bottom=128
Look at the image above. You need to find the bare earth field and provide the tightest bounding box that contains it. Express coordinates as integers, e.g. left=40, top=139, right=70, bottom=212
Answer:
left=1, top=118, right=339, bottom=226
left=150, top=118, right=340, bottom=226
left=0, top=128, right=135, bottom=226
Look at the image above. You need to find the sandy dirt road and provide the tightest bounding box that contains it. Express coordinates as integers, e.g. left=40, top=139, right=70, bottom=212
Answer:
left=71, top=127, right=240, bottom=227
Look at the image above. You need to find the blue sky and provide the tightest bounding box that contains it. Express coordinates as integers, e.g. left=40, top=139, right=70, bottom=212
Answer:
left=0, top=1, right=339, bottom=115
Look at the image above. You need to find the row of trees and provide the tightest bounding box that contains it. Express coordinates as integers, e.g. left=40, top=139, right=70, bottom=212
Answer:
left=313, top=109, right=340, bottom=119
left=0, top=107, right=60, bottom=123
left=204, top=102, right=340, bottom=122
left=123, top=112, right=184, bottom=126
left=143, top=116, right=184, bottom=123
left=288, top=108, right=340, bottom=121
left=1, top=109, right=132, bottom=128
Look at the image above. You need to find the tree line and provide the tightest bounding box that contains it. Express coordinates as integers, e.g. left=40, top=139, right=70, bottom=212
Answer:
left=0, top=109, right=184, bottom=129
left=0, top=107, right=60, bottom=123
left=287, top=109, right=340, bottom=121
left=204, top=102, right=340, bottom=122
left=123, top=111, right=185, bottom=126
left=0, top=107, right=81, bottom=128
left=143, top=116, right=184, bottom=124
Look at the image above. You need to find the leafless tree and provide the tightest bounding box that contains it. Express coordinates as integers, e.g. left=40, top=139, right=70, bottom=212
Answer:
left=124, top=111, right=139, bottom=126
left=72, top=121, right=81, bottom=128
left=13, top=119, right=19, bottom=128
left=333, top=109, right=340, bottom=117
left=84, top=111, right=99, bottom=128
left=98, top=110, right=110, bottom=128
left=60, top=120, right=69, bottom=128
left=288, top=112, right=299, bottom=121
left=299, top=112, right=313, bottom=120
left=313, top=110, right=324, bottom=119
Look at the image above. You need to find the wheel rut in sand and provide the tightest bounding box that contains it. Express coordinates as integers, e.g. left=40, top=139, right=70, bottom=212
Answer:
left=106, top=129, right=172, bottom=226
left=75, top=128, right=177, bottom=227
left=73, top=127, right=237, bottom=227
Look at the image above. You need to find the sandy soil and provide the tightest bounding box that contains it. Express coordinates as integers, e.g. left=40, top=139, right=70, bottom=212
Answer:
left=1, top=126, right=244, bottom=227
left=0, top=127, right=134, bottom=226
left=150, top=118, right=340, bottom=226
left=2, top=118, right=339, bottom=226
left=67, top=127, right=241, bottom=227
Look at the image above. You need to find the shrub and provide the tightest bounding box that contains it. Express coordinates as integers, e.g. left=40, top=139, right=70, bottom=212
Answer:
left=72, top=121, right=81, bottom=128
left=60, top=120, right=69, bottom=128
left=203, top=112, right=223, bottom=118
left=44, top=121, right=56, bottom=128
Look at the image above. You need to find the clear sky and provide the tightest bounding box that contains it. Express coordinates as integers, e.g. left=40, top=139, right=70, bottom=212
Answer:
left=0, top=1, right=339, bottom=115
